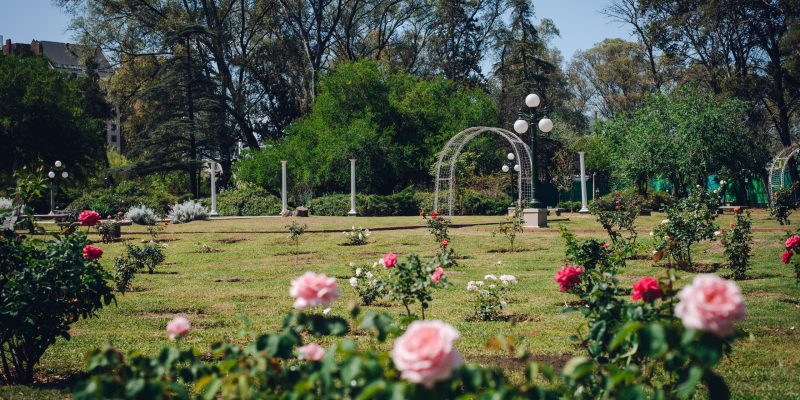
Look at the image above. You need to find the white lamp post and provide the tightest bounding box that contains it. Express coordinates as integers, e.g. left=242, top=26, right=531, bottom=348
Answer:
left=207, top=161, right=219, bottom=216
left=579, top=152, right=589, bottom=213
left=281, top=160, right=288, bottom=215
left=348, top=159, right=358, bottom=216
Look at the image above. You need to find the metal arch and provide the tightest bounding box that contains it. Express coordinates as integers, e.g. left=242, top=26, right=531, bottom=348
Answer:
left=767, top=144, right=800, bottom=201
left=433, top=126, right=533, bottom=217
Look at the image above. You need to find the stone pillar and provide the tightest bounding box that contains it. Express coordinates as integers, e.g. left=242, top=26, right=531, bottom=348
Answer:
left=579, top=152, right=589, bottom=213
left=281, top=160, right=288, bottom=215
left=348, top=159, right=358, bottom=216
left=209, top=161, right=218, bottom=216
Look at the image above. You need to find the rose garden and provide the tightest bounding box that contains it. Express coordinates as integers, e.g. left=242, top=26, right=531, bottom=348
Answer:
left=3, top=1, right=800, bottom=398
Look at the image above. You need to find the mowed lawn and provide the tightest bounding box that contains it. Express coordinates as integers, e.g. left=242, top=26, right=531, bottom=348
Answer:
left=2, top=211, right=799, bottom=399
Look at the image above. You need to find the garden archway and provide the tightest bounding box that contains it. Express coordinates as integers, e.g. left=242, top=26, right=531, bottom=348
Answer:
left=434, top=126, right=533, bottom=216
left=767, top=144, right=800, bottom=201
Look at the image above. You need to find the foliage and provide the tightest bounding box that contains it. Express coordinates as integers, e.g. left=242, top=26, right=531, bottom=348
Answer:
left=466, top=274, right=517, bottom=321
left=549, top=148, right=578, bottom=204
left=234, top=60, right=500, bottom=196
left=67, top=181, right=178, bottom=218
left=493, top=205, right=524, bottom=251
left=8, top=168, right=49, bottom=233
left=0, top=230, right=115, bottom=384
left=770, top=185, right=796, bottom=225
left=217, top=183, right=282, bottom=216
left=286, top=221, right=307, bottom=265
left=96, top=219, right=121, bottom=244
left=343, top=226, right=370, bottom=246
left=653, top=186, right=723, bottom=268
left=388, top=254, right=449, bottom=319
left=167, top=200, right=209, bottom=224
left=557, top=201, right=582, bottom=212
left=560, top=226, right=614, bottom=273
left=126, top=205, right=159, bottom=225
left=781, top=232, right=800, bottom=285
left=595, top=85, right=770, bottom=197
left=721, top=210, right=753, bottom=280
left=348, top=261, right=389, bottom=306
left=421, top=211, right=450, bottom=245
left=0, top=56, right=106, bottom=182
left=589, top=191, right=642, bottom=254
left=113, top=242, right=166, bottom=292
left=309, top=188, right=419, bottom=216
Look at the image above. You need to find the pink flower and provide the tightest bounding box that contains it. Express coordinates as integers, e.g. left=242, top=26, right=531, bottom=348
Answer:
left=431, top=267, right=444, bottom=282
left=82, top=245, right=103, bottom=260
left=391, top=320, right=463, bottom=388
left=78, top=210, right=101, bottom=226
left=431, top=212, right=438, bottom=219
left=675, top=274, right=745, bottom=337
left=554, top=265, right=583, bottom=292
left=441, top=240, right=448, bottom=247
left=782, top=250, right=793, bottom=264
left=602, top=243, right=610, bottom=249
left=383, top=253, right=398, bottom=268
left=289, top=272, right=340, bottom=310
left=632, top=276, right=661, bottom=301
left=297, top=343, right=326, bottom=361
left=166, top=317, right=191, bottom=340
left=786, top=236, right=800, bottom=249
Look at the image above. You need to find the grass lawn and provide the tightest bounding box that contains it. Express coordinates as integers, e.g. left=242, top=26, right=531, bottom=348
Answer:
left=2, top=211, right=799, bottom=399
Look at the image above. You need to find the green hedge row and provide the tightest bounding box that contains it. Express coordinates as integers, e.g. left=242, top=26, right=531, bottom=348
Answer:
left=217, top=183, right=282, bottom=216
left=66, top=181, right=179, bottom=218
left=308, top=188, right=510, bottom=216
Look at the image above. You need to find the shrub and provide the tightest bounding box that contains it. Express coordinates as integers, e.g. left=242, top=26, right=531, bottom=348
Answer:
left=167, top=200, right=209, bottom=224
left=557, top=201, right=582, bottom=212
left=458, top=191, right=510, bottom=215
left=780, top=232, right=800, bottom=284
left=96, top=219, right=121, bottom=243
left=348, top=260, right=389, bottom=305
left=127, top=205, right=159, bottom=225
left=309, top=188, right=419, bottom=216
left=217, top=183, right=282, bottom=216
left=466, top=274, right=517, bottom=321
left=653, top=186, right=722, bottom=268
left=770, top=185, right=796, bottom=225
left=66, top=182, right=177, bottom=218
left=643, top=189, right=675, bottom=211
left=590, top=191, right=643, bottom=253
left=492, top=205, right=524, bottom=252
left=113, top=242, right=166, bottom=292
left=343, top=226, right=370, bottom=245
left=0, top=230, right=115, bottom=384
left=387, top=253, right=448, bottom=319
left=721, top=210, right=752, bottom=280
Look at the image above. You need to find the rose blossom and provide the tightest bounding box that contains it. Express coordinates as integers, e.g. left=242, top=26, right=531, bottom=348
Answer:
left=420, top=210, right=426, bottom=217
left=554, top=265, right=583, bottom=292
left=431, top=267, right=444, bottom=282
left=166, top=317, right=191, bottom=340
left=297, top=343, right=326, bottom=361
left=289, top=272, right=340, bottom=310
left=441, top=239, right=448, bottom=247
left=782, top=250, right=793, bottom=264
left=786, top=236, right=800, bottom=249
left=602, top=243, right=610, bottom=249
left=383, top=252, right=398, bottom=268
left=78, top=210, right=101, bottom=226
left=675, top=274, right=745, bottom=337
left=82, top=245, right=103, bottom=260
left=391, top=320, right=463, bottom=387
left=430, top=212, right=438, bottom=219
left=632, top=277, right=662, bottom=301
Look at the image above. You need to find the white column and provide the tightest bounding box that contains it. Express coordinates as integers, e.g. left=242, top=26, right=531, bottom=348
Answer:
left=281, top=160, right=288, bottom=214
left=579, top=152, right=589, bottom=213
left=209, top=161, right=218, bottom=216
left=348, top=159, right=358, bottom=216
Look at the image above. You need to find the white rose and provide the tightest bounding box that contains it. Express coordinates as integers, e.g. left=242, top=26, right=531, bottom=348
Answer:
left=484, top=274, right=498, bottom=281
left=355, top=268, right=362, bottom=277
left=366, top=272, right=374, bottom=279
left=349, top=277, right=358, bottom=287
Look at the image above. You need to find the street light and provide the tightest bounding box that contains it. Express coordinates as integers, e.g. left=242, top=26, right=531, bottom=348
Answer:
left=48, top=160, right=67, bottom=215
left=514, top=93, right=554, bottom=208
left=501, top=164, right=510, bottom=173
left=507, top=152, right=515, bottom=161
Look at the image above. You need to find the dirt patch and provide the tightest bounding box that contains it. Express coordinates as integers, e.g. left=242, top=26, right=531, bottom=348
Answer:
left=137, top=310, right=205, bottom=319
left=338, top=242, right=370, bottom=247
left=152, top=270, right=178, bottom=275
left=763, top=326, right=798, bottom=337
left=627, top=254, right=653, bottom=261
left=654, top=262, right=721, bottom=273
left=487, top=248, right=532, bottom=253
left=31, top=371, right=88, bottom=390
left=213, top=277, right=248, bottom=283
left=218, top=236, right=248, bottom=244
left=153, top=237, right=180, bottom=243
left=274, top=250, right=316, bottom=256
left=469, top=353, right=573, bottom=371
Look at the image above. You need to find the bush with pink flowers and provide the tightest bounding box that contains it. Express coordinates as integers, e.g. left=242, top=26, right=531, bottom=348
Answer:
left=386, top=253, right=450, bottom=319
left=780, top=232, right=800, bottom=284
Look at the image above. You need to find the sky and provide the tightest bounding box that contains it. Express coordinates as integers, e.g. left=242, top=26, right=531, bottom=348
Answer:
left=0, top=0, right=635, bottom=63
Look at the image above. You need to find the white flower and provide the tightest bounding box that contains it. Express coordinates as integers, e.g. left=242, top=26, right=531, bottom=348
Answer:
left=355, top=268, right=362, bottom=277
left=489, top=284, right=496, bottom=289
left=652, top=250, right=658, bottom=255
left=649, top=231, right=654, bottom=236
left=496, top=261, right=502, bottom=265
left=661, top=219, right=669, bottom=225
left=365, top=272, right=374, bottom=279
left=484, top=274, right=498, bottom=281
left=349, top=277, right=358, bottom=287
left=467, top=281, right=477, bottom=291
left=349, top=262, right=355, bottom=267
left=323, top=308, right=331, bottom=315
left=499, top=275, right=517, bottom=285
left=500, top=301, right=508, bottom=309
left=373, top=261, right=380, bottom=268
left=378, top=258, right=384, bottom=266
left=714, top=230, right=722, bottom=237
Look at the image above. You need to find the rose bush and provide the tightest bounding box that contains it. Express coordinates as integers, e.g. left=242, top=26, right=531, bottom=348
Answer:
left=467, top=273, right=517, bottom=321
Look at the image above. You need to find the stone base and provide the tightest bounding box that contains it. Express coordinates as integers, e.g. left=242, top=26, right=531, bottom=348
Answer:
left=347, top=210, right=358, bottom=216
left=523, top=208, right=548, bottom=228
left=579, top=207, right=590, bottom=214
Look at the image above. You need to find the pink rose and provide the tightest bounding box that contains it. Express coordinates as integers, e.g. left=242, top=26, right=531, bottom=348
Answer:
left=431, top=266, right=444, bottom=282
left=297, top=343, right=326, bottom=361
left=554, top=264, right=583, bottom=292
left=675, top=274, right=745, bottom=337
left=391, top=320, right=463, bottom=388
left=632, top=276, right=661, bottom=301
left=289, top=272, right=340, bottom=310
left=82, top=245, right=103, bottom=260
left=78, top=210, right=101, bottom=226
left=166, top=317, right=191, bottom=340
left=782, top=250, right=793, bottom=264
left=383, top=252, right=398, bottom=268
left=786, top=236, right=800, bottom=249
left=602, top=243, right=610, bottom=249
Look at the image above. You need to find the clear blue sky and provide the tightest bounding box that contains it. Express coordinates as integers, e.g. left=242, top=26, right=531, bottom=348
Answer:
left=0, top=0, right=634, bottom=62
